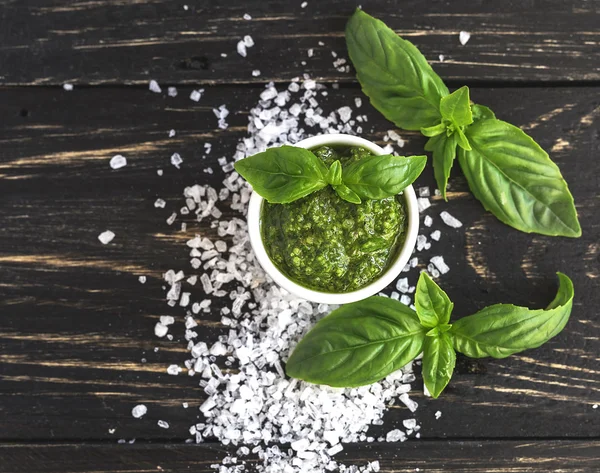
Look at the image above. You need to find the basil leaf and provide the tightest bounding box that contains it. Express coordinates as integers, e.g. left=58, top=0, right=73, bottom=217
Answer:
left=451, top=272, right=574, bottom=358
left=459, top=119, right=581, bottom=237
left=342, top=154, right=427, bottom=200
left=454, top=126, right=472, bottom=151
left=471, top=104, right=495, bottom=122
left=345, top=9, right=448, bottom=130
left=415, top=272, right=453, bottom=328
left=425, top=133, right=457, bottom=201
left=326, top=160, right=343, bottom=186
left=440, top=85, right=473, bottom=128
left=333, top=183, right=362, bottom=204
left=285, top=296, right=426, bottom=387
left=422, top=332, right=456, bottom=398
left=234, top=146, right=329, bottom=204
left=421, top=122, right=446, bottom=138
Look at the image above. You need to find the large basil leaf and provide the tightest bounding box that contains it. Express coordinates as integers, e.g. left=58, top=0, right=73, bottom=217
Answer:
left=425, top=133, right=458, bottom=201
left=342, top=154, right=427, bottom=200
left=422, top=332, right=456, bottom=398
left=415, top=272, right=453, bottom=328
left=234, top=146, right=328, bottom=204
left=440, top=85, right=473, bottom=127
left=451, top=272, right=574, bottom=358
left=285, top=297, right=426, bottom=387
left=459, top=119, right=581, bottom=237
left=345, top=9, right=448, bottom=130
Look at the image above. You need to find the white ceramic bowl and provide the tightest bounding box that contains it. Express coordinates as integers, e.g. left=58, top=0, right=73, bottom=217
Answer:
left=247, top=133, right=419, bottom=304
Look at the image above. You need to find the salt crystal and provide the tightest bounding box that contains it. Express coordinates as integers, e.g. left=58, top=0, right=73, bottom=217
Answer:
left=171, top=153, right=183, bottom=168
left=419, top=187, right=430, bottom=197
left=417, top=197, right=431, bottom=212
left=301, top=1, right=308, bottom=7
left=252, top=69, right=261, bottom=77
left=593, top=404, right=598, bottom=409
left=168, top=87, right=177, bottom=97
left=157, top=169, right=163, bottom=176
left=98, top=230, right=115, bottom=244
left=157, top=420, right=170, bottom=429
left=439, top=54, right=445, bottom=62
left=154, top=198, right=166, bottom=208
left=337, top=106, right=352, bottom=123
left=400, top=295, right=411, bottom=306
left=354, top=97, right=362, bottom=108
left=291, top=438, right=310, bottom=452
left=63, top=83, right=73, bottom=91
left=243, top=35, right=254, bottom=47
left=190, top=90, right=202, bottom=102
left=160, top=315, right=174, bottom=326
left=327, top=444, right=343, bottom=456
left=243, top=13, right=251, bottom=20
left=149, top=80, right=161, bottom=93
left=167, top=364, right=182, bottom=375
left=109, top=154, right=127, bottom=169
left=424, top=215, right=433, bottom=227
left=154, top=322, right=168, bottom=338
left=307, top=48, right=314, bottom=58
left=435, top=410, right=442, bottom=419
left=131, top=404, right=147, bottom=418
left=431, top=230, right=441, bottom=241
left=400, top=393, right=419, bottom=412
left=431, top=256, right=450, bottom=274
left=396, top=277, right=409, bottom=293
left=166, top=213, right=177, bottom=225
left=138, top=276, right=147, bottom=284
left=459, top=31, right=471, bottom=45
left=385, top=429, right=406, bottom=442
left=403, top=419, right=417, bottom=430
left=237, top=40, right=247, bottom=57
left=168, top=129, right=176, bottom=137
left=440, top=211, right=463, bottom=228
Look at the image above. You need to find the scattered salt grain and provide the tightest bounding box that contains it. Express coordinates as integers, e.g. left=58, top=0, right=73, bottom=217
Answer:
left=168, top=129, right=176, bottom=137
left=138, top=276, right=147, bottom=284
left=154, top=322, right=168, bottom=338
left=337, top=106, right=352, bottom=123
left=157, top=420, right=170, bottom=429
left=98, top=230, right=115, bottom=245
left=417, top=197, right=431, bottom=213
left=424, top=215, right=433, bottom=227
left=190, top=89, right=203, bottom=102
left=419, top=187, right=430, bottom=197
left=168, top=87, right=178, bottom=97
left=301, top=1, right=308, bottom=7
left=131, top=404, right=147, bottom=418
left=160, top=316, right=174, bottom=326
left=327, top=444, right=343, bottom=456
left=63, top=83, right=73, bottom=91
left=252, top=69, right=261, bottom=77
left=396, top=277, right=409, bottom=293
left=108, top=428, right=115, bottom=434
left=243, top=35, right=254, bottom=47
left=431, top=256, right=450, bottom=275
left=236, top=41, right=247, bottom=57
left=166, top=213, right=177, bottom=225
left=167, top=364, right=183, bottom=375
left=439, top=54, right=445, bottom=62
left=459, top=31, right=471, bottom=45
left=431, top=230, right=441, bottom=241
left=440, top=211, right=463, bottom=228
left=386, top=429, right=406, bottom=442
left=243, top=13, right=251, bottom=20
left=154, top=198, right=166, bottom=208
left=593, top=404, right=598, bottom=409
left=157, top=169, right=163, bottom=176
left=171, top=153, right=183, bottom=169
left=307, top=48, right=314, bottom=58
left=109, top=154, right=127, bottom=169
left=149, top=80, right=161, bottom=93
left=435, top=410, right=442, bottom=419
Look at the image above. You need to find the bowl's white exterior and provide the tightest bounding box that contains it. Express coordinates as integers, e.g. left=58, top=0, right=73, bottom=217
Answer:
left=247, top=134, right=419, bottom=304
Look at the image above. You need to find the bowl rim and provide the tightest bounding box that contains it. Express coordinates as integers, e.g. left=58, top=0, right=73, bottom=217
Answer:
left=247, top=133, right=419, bottom=304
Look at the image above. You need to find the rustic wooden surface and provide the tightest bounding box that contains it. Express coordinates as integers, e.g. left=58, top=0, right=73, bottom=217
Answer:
left=1, top=0, right=599, bottom=471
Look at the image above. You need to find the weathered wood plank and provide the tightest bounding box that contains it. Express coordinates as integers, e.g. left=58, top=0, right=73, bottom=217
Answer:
left=0, top=0, right=599, bottom=85
left=0, top=86, right=598, bottom=441
left=1, top=441, right=600, bottom=473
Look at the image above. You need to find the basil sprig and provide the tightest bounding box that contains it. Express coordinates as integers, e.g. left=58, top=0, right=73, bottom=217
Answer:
left=234, top=145, right=426, bottom=204
left=346, top=9, right=581, bottom=237
left=286, top=272, right=574, bottom=398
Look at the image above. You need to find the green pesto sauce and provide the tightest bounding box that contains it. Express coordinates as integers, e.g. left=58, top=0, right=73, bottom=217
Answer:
left=261, top=145, right=407, bottom=293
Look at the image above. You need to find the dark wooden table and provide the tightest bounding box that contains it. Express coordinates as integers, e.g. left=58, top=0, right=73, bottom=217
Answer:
left=1, top=1, right=599, bottom=472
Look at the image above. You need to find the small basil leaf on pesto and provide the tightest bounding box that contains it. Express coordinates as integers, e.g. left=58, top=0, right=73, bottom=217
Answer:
left=460, top=119, right=581, bottom=237
left=415, top=272, right=453, bottom=328
left=285, top=297, right=427, bottom=387
left=425, top=133, right=457, bottom=201
left=345, top=9, right=448, bottom=130
left=451, top=272, right=574, bottom=358
left=325, top=160, right=343, bottom=186
left=333, top=183, right=362, bottom=204
left=342, top=154, right=427, bottom=200
left=422, top=332, right=456, bottom=398
left=233, top=146, right=328, bottom=204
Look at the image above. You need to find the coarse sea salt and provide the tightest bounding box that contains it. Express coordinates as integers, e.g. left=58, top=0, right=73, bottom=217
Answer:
left=440, top=211, right=463, bottom=228
left=131, top=404, right=147, bottom=418
left=133, top=75, right=459, bottom=473
left=63, top=83, right=73, bottom=91
left=98, top=230, right=115, bottom=245
left=110, top=154, right=127, bottom=169
left=459, top=31, right=471, bottom=45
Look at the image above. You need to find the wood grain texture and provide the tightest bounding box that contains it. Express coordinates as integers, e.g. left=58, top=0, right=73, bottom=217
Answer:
left=1, top=441, right=600, bottom=473
left=1, top=0, right=599, bottom=85
left=0, top=85, right=598, bottom=441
